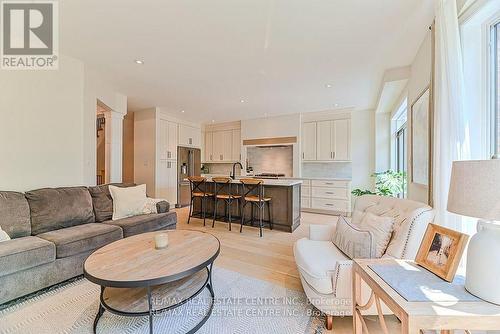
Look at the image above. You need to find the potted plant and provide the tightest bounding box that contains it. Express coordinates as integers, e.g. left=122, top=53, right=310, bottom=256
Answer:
left=351, top=170, right=407, bottom=198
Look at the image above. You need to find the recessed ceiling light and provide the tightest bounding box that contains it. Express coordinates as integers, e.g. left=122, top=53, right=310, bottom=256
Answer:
left=181, top=110, right=185, bottom=113
left=325, top=84, right=332, bottom=88
left=211, top=119, right=215, bottom=123
left=134, top=59, right=144, bottom=64
left=334, top=103, right=339, bottom=107
left=240, top=99, right=246, bottom=103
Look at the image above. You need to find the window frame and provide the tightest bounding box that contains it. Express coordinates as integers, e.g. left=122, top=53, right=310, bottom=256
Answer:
left=491, top=20, right=500, bottom=158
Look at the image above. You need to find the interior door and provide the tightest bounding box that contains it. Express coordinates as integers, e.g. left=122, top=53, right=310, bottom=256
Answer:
left=316, top=121, right=332, bottom=160
left=302, top=122, right=317, bottom=160
left=333, top=119, right=350, bottom=161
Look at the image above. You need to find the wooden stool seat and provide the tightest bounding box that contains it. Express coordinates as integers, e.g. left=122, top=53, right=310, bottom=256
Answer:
left=193, top=192, right=214, bottom=197
left=216, top=194, right=242, bottom=200
left=244, top=195, right=271, bottom=202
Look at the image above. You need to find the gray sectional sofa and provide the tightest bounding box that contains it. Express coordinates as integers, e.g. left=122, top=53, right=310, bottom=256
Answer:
left=0, top=183, right=177, bottom=304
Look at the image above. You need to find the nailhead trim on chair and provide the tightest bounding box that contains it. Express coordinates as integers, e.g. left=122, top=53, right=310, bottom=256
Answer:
left=400, top=210, right=430, bottom=259
left=333, top=262, right=352, bottom=297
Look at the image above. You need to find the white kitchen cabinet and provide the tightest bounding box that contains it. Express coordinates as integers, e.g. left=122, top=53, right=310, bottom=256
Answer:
left=167, top=121, right=178, bottom=159
left=302, top=122, right=317, bottom=161
left=204, top=131, right=214, bottom=162
left=158, top=119, right=178, bottom=160
left=316, top=121, right=333, bottom=160
left=157, top=159, right=177, bottom=205
left=179, top=124, right=201, bottom=148
left=301, top=118, right=351, bottom=162
left=301, top=178, right=351, bottom=215
left=333, top=119, right=350, bottom=161
left=232, top=129, right=241, bottom=161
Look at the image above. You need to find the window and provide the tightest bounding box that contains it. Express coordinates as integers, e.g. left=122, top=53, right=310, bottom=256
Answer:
left=493, top=22, right=500, bottom=157
left=392, top=99, right=408, bottom=197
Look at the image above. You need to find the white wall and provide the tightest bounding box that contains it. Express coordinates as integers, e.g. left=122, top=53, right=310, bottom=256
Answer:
left=375, top=112, right=392, bottom=172
left=0, top=55, right=85, bottom=192
left=407, top=31, right=432, bottom=203
left=241, top=114, right=301, bottom=177
left=0, top=54, right=126, bottom=192
left=351, top=109, right=376, bottom=193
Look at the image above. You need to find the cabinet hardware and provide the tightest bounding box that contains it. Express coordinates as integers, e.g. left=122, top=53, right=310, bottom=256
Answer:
left=210, top=154, right=213, bottom=161
left=325, top=203, right=334, bottom=206
left=325, top=192, right=334, bottom=194
left=302, top=152, right=305, bottom=159
left=333, top=152, right=336, bottom=159
left=330, top=152, right=333, bottom=159
left=220, top=154, right=223, bottom=160
left=167, top=151, right=171, bottom=159
left=189, top=138, right=193, bottom=145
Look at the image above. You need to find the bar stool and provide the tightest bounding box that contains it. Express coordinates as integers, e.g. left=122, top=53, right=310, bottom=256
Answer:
left=211, top=177, right=242, bottom=231
left=239, top=178, right=273, bottom=237
left=187, top=176, right=213, bottom=226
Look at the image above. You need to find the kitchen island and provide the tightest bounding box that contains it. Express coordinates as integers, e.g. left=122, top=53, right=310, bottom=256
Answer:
left=192, top=178, right=302, bottom=233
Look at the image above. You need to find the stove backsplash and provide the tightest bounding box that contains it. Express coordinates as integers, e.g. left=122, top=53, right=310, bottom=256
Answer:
left=247, top=145, right=293, bottom=177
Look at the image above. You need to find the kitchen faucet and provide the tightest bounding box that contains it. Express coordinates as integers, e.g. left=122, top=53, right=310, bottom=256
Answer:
left=231, top=162, right=243, bottom=180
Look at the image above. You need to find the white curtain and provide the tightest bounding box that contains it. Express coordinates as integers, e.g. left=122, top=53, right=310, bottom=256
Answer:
left=432, top=0, right=471, bottom=232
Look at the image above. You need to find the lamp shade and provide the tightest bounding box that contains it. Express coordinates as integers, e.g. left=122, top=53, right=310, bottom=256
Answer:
left=447, top=160, right=500, bottom=221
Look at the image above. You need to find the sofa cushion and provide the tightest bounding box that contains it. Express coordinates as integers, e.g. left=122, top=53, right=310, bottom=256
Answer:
left=0, top=191, right=31, bottom=238
left=293, top=238, right=349, bottom=294
left=26, top=187, right=96, bottom=235
left=88, top=183, right=135, bottom=222
left=0, top=236, right=55, bottom=277
left=103, top=211, right=177, bottom=238
left=37, top=223, right=122, bottom=258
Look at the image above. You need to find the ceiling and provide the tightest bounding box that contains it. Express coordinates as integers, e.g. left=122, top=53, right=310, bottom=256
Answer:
left=60, top=0, right=434, bottom=123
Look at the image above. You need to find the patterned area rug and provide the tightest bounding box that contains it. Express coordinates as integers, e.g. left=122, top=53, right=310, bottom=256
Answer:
left=0, top=267, right=326, bottom=334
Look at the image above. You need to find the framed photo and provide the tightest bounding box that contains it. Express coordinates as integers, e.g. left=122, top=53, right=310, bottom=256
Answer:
left=415, top=223, right=469, bottom=282
left=410, top=87, right=431, bottom=187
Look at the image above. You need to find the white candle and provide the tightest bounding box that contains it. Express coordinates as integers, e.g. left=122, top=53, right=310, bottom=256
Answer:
left=154, top=233, right=169, bottom=249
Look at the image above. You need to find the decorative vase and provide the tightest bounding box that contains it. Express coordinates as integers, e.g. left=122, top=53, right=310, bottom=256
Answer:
left=465, top=220, right=500, bottom=305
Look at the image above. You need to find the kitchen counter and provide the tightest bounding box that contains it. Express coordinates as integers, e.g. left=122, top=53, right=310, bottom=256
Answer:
left=192, top=176, right=302, bottom=232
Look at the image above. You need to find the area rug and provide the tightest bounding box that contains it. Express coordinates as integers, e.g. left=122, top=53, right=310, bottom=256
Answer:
left=0, top=267, right=326, bottom=334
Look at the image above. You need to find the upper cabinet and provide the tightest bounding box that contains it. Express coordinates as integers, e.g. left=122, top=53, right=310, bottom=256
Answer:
left=203, top=121, right=241, bottom=163
left=179, top=124, right=201, bottom=148
left=301, top=118, right=351, bottom=162
left=302, top=122, right=317, bottom=161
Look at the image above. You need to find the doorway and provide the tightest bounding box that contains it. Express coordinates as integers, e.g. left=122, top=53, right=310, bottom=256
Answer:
left=96, top=101, right=110, bottom=185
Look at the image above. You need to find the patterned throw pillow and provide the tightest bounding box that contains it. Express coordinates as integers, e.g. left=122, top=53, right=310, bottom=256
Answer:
left=332, top=216, right=374, bottom=259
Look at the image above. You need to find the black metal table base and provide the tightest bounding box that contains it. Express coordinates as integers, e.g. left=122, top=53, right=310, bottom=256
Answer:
left=93, top=264, right=215, bottom=334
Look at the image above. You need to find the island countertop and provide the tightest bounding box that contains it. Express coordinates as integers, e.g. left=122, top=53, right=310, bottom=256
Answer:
left=202, top=177, right=303, bottom=187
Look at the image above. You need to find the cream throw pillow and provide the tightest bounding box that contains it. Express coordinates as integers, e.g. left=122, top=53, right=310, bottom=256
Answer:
left=109, top=184, right=148, bottom=220
left=360, top=212, right=395, bottom=258
left=0, top=227, right=10, bottom=242
left=332, top=216, right=374, bottom=259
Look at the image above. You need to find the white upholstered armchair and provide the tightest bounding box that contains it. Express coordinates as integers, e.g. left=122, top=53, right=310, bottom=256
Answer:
left=293, top=195, right=435, bottom=329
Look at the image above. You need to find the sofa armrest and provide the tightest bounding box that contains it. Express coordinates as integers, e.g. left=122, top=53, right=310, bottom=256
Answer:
left=332, top=260, right=353, bottom=299
left=156, top=201, right=170, bottom=213
left=309, top=224, right=335, bottom=241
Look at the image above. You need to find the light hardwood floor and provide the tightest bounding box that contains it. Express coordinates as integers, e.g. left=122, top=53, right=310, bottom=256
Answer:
left=174, top=206, right=401, bottom=333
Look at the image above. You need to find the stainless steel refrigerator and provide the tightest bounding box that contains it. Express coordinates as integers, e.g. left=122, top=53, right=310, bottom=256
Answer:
left=177, top=146, right=201, bottom=207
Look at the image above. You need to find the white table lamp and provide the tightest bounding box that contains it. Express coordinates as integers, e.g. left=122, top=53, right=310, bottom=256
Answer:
left=447, top=159, right=500, bottom=304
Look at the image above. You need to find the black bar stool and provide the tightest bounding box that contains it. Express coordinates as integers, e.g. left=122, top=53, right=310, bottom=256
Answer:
left=239, top=178, right=273, bottom=237
left=187, top=176, right=213, bottom=226
left=211, top=177, right=242, bottom=231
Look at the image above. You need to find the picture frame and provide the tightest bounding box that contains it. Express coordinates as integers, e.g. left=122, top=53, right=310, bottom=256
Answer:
left=410, top=87, right=431, bottom=187
left=415, top=223, right=469, bottom=282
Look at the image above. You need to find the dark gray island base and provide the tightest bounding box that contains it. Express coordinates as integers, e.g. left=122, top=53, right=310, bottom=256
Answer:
left=191, top=179, right=302, bottom=233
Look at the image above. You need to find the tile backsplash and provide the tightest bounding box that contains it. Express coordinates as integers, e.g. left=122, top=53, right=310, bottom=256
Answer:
left=202, top=163, right=240, bottom=176
left=301, top=162, right=352, bottom=179
left=247, top=145, right=293, bottom=177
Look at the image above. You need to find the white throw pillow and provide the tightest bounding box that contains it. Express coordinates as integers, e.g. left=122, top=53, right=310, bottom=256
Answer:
left=0, top=226, right=11, bottom=242
left=360, top=212, right=395, bottom=258
left=109, top=184, right=148, bottom=220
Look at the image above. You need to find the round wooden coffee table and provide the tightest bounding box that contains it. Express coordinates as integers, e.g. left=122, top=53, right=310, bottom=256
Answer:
left=83, top=230, right=220, bottom=334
